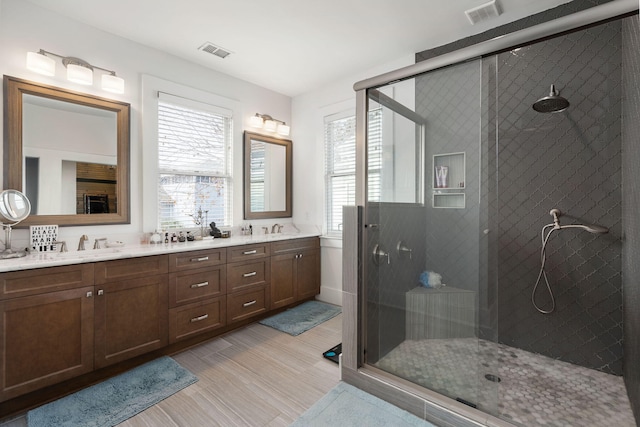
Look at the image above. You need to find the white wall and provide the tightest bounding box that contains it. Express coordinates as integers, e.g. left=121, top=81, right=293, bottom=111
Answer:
left=291, top=55, right=414, bottom=305
left=0, top=0, right=415, bottom=308
left=0, top=0, right=291, bottom=247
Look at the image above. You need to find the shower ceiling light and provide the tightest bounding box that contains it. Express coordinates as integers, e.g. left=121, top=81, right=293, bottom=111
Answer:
left=26, top=49, right=125, bottom=94
left=249, top=113, right=290, bottom=136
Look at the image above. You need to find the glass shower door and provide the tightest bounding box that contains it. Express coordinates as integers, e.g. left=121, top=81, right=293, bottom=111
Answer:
left=362, top=60, right=499, bottom=414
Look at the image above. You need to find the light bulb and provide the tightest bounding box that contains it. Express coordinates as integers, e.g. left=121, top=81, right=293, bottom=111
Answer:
left=66, top=63, right=93, bottom=85
left=250, top=115, right=264, bottom=128
left=264, top=119, right=277, bottom=132
left=26, top=52, right=55, bottom=76
left=277, top=123, right=290, bottom=136
left=102, top=74, right=125, bottom=94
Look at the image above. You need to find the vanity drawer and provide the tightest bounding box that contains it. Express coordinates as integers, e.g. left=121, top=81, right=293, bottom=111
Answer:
left=226, top=243, right=270, bottom=263
left=0, top=264, right=94, bottom=300
left=95, top=255, right=168, bottom=285
left=169, top=266, right=226, bottom=308
left=227, top=260, right=269, bottom=293
left=169, top=296, right=226, bottom=343
left=169, top=249, right=226, bottom=272
left=271, top=237, right=319, bottom=255
left=227, top=286, right=268, bottom=323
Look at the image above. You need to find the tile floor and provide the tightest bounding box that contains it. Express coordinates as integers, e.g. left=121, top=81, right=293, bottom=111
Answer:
left=0, top=314, right=343, bottom=427
left=375, top=338, right=636, bottom=427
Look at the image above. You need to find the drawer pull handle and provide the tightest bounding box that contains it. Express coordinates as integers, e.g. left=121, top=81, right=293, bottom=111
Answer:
left=243, top=271, right=257, bottom=277
left=243, top=300, right=257, bottom=307
left=190, top=281, right=209, bottom=288
left=243, top=250, right=257, bottom=255
left=190, top=314, right=209, bottom=323
left=191, top=256, right=209, bottom=262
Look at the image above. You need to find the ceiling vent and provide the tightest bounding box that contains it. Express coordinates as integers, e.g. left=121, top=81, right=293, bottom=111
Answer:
left=465, top=0, right=501, bottom=25
left=198, top=42, right=232, bottom=59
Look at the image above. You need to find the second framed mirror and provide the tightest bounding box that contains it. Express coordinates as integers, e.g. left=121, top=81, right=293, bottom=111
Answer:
left=243, top=131, right=292, bottom=219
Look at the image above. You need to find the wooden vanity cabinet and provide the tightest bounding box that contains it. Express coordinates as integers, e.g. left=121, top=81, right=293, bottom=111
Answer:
left=0, top=264, right=95, bottom=401
left=94, top=255, right=169, bottom=368
left=168, top=248, right=227, bottom=343
left=271, top=238, right=320, bottom=309
left=0, top=237, right=321, bottom=409
left=226, top=243, right=270, bottom=323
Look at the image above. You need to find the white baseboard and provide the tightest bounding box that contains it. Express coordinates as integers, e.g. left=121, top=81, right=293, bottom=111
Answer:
left=317, top=287, right=343, bottom=306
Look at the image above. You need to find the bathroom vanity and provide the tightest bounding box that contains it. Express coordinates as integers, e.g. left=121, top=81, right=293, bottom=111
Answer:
left=0, top=234, right=319, bottom=410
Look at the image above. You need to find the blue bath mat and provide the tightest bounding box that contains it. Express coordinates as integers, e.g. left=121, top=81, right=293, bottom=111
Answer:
left=259, top=300, right=341, bottom=336
left=27, top=356, right=197, bottom=427
left=291, top=382, right=436, bottom=426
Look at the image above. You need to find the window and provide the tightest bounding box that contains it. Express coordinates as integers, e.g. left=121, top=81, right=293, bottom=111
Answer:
left=324, top=109, right=381, bottom=235
left=157, top=93, right=232, bottom=230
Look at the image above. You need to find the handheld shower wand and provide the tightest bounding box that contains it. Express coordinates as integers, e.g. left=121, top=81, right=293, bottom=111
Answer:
left=532, top=209, right=608, bottom=314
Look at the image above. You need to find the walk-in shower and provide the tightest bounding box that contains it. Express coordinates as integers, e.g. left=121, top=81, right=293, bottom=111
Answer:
left=342, top=2, right=640, bottom=426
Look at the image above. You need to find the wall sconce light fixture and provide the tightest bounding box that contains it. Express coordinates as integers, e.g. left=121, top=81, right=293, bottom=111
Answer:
left=26, top=49, right=125, bottom=94
left=250, top=113, right=290, bottom=136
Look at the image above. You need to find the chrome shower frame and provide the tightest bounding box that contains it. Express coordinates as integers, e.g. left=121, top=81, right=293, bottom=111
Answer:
left=346, top=1, right=638, bottom=425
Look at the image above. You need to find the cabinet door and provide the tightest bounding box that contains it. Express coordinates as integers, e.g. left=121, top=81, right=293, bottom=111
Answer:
left=296, top=248, right=320, bottom=301
left=94, top=275, right=168, bottom=368
left=0, top=287, right=94, bottom=401
left=270, top=253, right=296, bottom=309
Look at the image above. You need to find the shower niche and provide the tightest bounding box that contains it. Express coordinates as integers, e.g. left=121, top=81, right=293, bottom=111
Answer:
left=432, top=152, right=465, bottom=209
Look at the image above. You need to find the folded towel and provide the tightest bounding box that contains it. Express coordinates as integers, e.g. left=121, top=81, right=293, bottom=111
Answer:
left=419, top=271, right=445, bottom=289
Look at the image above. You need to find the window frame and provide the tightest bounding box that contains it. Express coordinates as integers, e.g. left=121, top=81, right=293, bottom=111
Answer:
left=141, top=75, right=242, bottom=233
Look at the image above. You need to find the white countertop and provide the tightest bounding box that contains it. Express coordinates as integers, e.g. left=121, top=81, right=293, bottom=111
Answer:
left=0, top=231, right=320, bottom=273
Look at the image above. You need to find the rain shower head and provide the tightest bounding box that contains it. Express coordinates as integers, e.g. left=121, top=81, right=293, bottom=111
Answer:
left=533, top=84, right=570, bottom=113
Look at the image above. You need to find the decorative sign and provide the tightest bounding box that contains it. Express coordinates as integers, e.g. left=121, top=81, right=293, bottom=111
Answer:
left=30, top=225, right=58, bottom=252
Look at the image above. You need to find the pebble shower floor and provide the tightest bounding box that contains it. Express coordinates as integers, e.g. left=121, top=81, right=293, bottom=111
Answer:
left=375, top=338, right=635, bottom=426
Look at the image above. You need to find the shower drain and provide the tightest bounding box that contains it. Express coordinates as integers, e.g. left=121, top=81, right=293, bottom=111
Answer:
left=485, top=374, right=502, bottom=382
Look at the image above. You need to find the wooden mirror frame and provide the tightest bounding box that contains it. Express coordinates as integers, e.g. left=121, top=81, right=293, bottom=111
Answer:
left=243, top=131, right=292, bottom=220
left=3, top=76, right=130, bottom=227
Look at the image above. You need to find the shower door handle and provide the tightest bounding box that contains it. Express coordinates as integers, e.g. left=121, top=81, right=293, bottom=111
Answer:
left=372, top=244, right=390, bottom=265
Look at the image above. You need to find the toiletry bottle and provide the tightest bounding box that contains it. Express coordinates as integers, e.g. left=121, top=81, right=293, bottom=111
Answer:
left=178, top=231, right=186, bottom=242
left=186, top=231, right=194, bottom=241
left=249, top=224, right=253, bottom=235
left=164, top=233, right=169, bottom=244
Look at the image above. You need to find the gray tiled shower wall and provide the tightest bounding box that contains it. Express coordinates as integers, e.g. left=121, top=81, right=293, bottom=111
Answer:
left=622, top=15, right=640, bottom=423
left=367, top=17, right=633, bottom=379
left=420, top=19, right=624, bottom=375
left=489, top=20, right=623, bottom=375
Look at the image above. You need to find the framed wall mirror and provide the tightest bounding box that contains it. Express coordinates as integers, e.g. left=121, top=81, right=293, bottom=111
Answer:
left=3, top=76, right=130, bottom=226
left=243, top=131, right=292, bottom=219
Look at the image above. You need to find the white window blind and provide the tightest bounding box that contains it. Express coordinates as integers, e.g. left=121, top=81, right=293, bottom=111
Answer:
left=324, top=109, right=382, bottom=235
left=157, top=92, right=232, bottom=230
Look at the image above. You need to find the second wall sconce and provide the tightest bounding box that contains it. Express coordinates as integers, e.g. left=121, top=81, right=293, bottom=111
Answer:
left=250, top=113, right=290, bottom=136
left=26, top=49, right=125, bottom=94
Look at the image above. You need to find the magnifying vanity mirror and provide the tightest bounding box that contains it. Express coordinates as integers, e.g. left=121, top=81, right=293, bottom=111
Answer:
left=0, top=189, right=31, bottom=258
left=243, top=131, right=292, bottom=219
left=3, top=76, right=130, bottom=227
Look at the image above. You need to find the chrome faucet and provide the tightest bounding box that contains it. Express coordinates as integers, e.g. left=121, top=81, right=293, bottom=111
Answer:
left=77, top=234, right=88, bottom=251
left=52, top=240, right=67, bottom=253
left=93, top=238, right=107, bottom=249
left=271, top=223, right=281, bottom=234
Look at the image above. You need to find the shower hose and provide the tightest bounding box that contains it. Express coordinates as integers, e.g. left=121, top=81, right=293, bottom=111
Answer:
left=532, top=223, right=559, bottom=314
